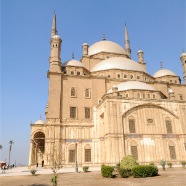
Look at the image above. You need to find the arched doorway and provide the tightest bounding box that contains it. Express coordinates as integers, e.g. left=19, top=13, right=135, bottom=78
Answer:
left=33, top=132, right=45, bottom=167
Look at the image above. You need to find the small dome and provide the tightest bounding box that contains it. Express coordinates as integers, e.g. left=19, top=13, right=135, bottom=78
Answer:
left=91, top=57, right=146, bottom=72
left=153, top=69, right=177, bottom=78
left=88, top=40, right=126, bottom=56
left=35, top=119, right=45, bottom=124
left=62, top=59, right=85, bottom=68
left=137, top=50, right=143, bottom=53
left=53, top=35, right=60, bottom=39
left=83, top=42, right=88, bottom=46
left=181, top=52, right=186, bottom=57
left=107, top=81, right=156, bottom=93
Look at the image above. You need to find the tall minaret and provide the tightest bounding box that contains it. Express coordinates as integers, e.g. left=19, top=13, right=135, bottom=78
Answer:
left=49, top=13, right=62, bottom=73
left=180, top=51, right=186, bottom=84
left=125, top=24, right=131, bottom=58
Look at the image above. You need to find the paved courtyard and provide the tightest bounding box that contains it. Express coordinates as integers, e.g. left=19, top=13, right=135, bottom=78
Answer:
left=0, top=166, right=186, bottom=186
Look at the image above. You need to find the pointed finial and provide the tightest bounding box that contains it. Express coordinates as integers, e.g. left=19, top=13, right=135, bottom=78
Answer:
left=54, top=9, right=56, bottom=15
left=160, top=62, right=163, bottom=69
left=51, top=12, right=57, bottom=37
left=102, top=33, right=106, bottom=40
left=72, top=51, right=74, bottom=59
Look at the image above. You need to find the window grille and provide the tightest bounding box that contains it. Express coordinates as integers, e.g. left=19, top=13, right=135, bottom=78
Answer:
left=85, top=107, right=90, bottom=119
left=69, top=150, right=75, bottom=162
left=131, top=146, right=138, bottom=160
left=70, top=107, right=76, bottom=119
left=169, top=146, right=176, bottom=159
left=71, top=87, right=76, bottom=97
left=166, top=119, right=172, bottom=133
left=129, top=119, right=136, bottom=133
left=85, top=149, right=91, bottom=162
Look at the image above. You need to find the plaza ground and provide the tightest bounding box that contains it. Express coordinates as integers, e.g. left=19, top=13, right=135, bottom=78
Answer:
left=0, top=166, right=186, bottom=186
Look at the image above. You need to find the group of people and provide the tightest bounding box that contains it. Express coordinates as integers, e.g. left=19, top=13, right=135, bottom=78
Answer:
left=1, top=164, right=15, bottom=173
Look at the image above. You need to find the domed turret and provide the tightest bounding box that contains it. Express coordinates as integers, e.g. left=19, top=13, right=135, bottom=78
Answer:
left=153, top=69, right=177, bottom=78
left=82, top=42, right=88, bottom=56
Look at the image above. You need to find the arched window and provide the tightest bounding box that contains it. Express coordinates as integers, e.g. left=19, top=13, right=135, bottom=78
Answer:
left=180, top=95, right=183, bottom=100
left=137, top=76, right=140, bottom=80
left=129, top=116, right=136, bottom=133
left=85, top=89, right=91, bottom=98
left=165, top=117, right=172, bottom=133
left=124, top=74, right=127, bottom=79
left=137, top=93, right=140, bottom=98
left=71, top=87, right=76, bottom=97
left=71, top=71, right=74, bottom=75
left=143, top=93, right=145, bottom=99
left=117, top=74, right=121, bottom=78
left=153, top=94, right=155, bottom=99
left=147, top=94, right=150, bottom=99
left=77, top=71, right=80, bottom=75
left=131, top=75, right=133, bottom=79
left=84, top=144, right=91, bottom=162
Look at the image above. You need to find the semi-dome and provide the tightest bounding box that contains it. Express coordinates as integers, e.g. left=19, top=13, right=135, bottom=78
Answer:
left=107, top=81, right=156, bottom=93
left=91, top=57, right=146, bottom=72
left=62, top=59, right=85, bottom=68
left=153, top=69, right=177, bottom=78
left=88, top=40, right=126, bottom=56
left=34, top=119, right=45, bottom=124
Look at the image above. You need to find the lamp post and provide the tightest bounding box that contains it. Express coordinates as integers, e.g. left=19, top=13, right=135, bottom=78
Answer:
left=8, top=140, right=14, bottom=166
left=75, top=143, right=78, bottom=173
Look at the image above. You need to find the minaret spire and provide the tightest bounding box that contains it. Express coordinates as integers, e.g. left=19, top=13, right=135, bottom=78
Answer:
left=124, top=23, right=131, bottom=58
left=51, top=12, right=57, bottom=37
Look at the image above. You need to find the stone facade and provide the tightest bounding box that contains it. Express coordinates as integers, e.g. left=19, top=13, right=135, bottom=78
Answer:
left=28, top=14, right=186, bottom=168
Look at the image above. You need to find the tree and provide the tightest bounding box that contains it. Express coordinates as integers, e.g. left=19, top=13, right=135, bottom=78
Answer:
left=8, top=140, right=14, bottom=165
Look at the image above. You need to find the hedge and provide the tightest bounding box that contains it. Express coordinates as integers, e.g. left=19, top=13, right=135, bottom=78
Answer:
left=132, top=165, right=158, bottom=178
left=101, top=165, right=114, bottom=178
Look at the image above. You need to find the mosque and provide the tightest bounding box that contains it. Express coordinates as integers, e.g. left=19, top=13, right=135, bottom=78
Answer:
left=28, top=14, right=186, bottom=168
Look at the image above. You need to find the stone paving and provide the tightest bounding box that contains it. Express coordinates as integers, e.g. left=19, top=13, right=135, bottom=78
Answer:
left=0, top=166, right=186, bottom=186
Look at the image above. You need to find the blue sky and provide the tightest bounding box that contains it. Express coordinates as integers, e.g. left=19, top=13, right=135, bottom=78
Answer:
left=1, top=0, right=185, bottom=165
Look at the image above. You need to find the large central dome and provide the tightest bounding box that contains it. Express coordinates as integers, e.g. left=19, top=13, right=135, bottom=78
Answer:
left=88, top=40, right=126, bottom=56
left=91, top=57, right=147, bottom=72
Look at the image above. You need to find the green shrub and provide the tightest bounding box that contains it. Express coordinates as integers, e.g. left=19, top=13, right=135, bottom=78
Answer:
left=120, top=155, right=138, bottom=170
left=180, top=161, right=186, bottom=168
left=51, top=175, right=58, bottom=186
left=118, top=167, right=130, bottom=178
left=160, top=160, right=166, bottom=170
left=30, top=169, right=37, bottom=175
left=167, top=162, right=172, bottom=168
left=83, top=166, right=89, bottom=172
left=101, top=165, right=114, bottom=178
left=132, top=165, right=158, bottom=178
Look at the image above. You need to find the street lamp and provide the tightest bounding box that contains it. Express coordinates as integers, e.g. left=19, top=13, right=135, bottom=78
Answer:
left=8, top=140, right=14, bottom=166
left=75, top=143, right=78, bottom=173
